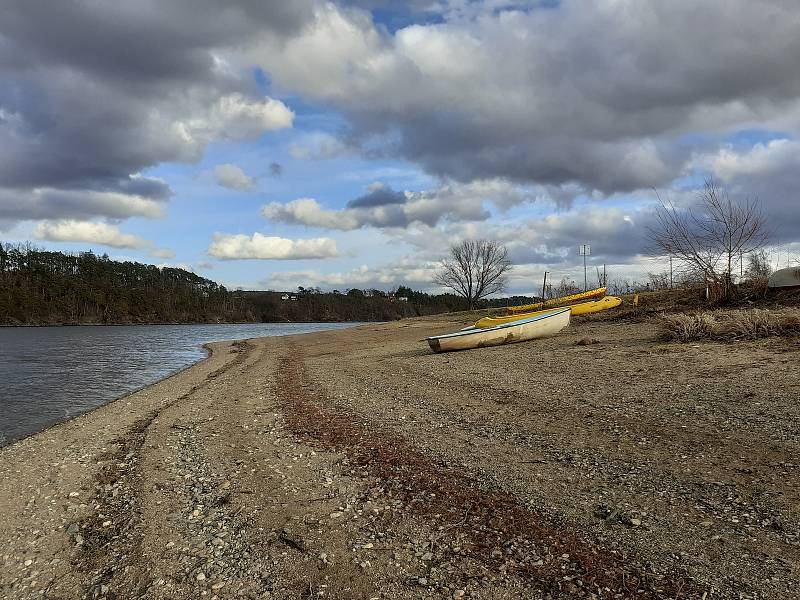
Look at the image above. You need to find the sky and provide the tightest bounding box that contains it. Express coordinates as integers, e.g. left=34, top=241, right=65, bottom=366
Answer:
left=2, top=0, right=799, bottom=294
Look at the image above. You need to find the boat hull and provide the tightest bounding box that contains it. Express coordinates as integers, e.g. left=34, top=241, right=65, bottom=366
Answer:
left=507, top=287, right=607, bottom=315
left=427, top=308, right=570, bottom=353
left=476, top=296, right=622, bottom=329
left=768, top=267, right=800, bottom=290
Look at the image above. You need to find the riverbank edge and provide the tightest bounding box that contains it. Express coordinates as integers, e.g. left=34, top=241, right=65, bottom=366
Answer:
left=0, top=343, right=218, bottom=451
left=0, top=317, right=389, bottom=327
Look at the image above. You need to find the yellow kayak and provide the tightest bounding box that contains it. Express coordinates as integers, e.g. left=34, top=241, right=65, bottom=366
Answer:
left=477, top=296, right=622, bottom=329
left=507, top=287, right=607, bottom=314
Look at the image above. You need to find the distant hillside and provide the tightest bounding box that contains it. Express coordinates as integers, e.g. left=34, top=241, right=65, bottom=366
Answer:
left=0, top=244, right=495, bottom=325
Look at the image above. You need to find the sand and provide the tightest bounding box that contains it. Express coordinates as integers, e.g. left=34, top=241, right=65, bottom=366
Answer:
left=0, top=315, right=798, bottom=599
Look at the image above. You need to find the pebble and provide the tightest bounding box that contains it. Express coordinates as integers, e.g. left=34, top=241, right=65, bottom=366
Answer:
left=329, top=511, right=344, bottom=519
left=196, top=572, right=206, bottom=581
left=102, top=520, right=112, bottom=527
left=211, top=581, right=225, bottom=590
left=453, top=591, right=466, bottom=599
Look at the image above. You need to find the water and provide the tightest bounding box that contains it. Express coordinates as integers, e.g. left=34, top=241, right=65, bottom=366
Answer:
left=0, top=322, right=360, bottom=446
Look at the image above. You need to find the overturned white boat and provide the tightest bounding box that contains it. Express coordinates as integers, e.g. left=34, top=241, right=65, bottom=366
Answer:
left=768, top=267, right=800, bottom=290
left=427, top=307, right=570, bottom=353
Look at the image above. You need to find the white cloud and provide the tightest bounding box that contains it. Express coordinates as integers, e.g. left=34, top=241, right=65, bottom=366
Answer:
left=207, top=232, right=340, bottom=260
left=261, top=259, right=439, bottom=291
left=214, top=163, right=256, bottom=191
left=32, top=219, right=174, bottom=258
left=695, top=138, right=800, bottom=180
left=0, top=188, right=165, bottom=222
left=288, top=131, right=351, bottom=160
left=262, top=198, right=361, bottom=230
left=249, top=1, right=800, bottom=193
left=261, top=179, right=532, bottom=230
left=175, top=94, right=293, bottom=152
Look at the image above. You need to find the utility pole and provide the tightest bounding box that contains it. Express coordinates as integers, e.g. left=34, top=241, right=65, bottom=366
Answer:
left=740, top=250, right=743, bottom=279
left=579, top=245, right=590, bottom=291
left=669, top=255, right=673, bottom=289
left=541, top=271, right=549, bottom=300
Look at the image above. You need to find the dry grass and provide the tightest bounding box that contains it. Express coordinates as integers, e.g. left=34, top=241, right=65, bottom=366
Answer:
left=659, top=309, right=800, bottom=342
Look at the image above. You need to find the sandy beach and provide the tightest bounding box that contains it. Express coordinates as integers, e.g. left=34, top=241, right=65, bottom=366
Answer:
left=0, top=314, right=798, bottom=599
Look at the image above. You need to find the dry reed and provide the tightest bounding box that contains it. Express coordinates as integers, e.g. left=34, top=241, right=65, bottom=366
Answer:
left=659, top=309, right=800, bottom=342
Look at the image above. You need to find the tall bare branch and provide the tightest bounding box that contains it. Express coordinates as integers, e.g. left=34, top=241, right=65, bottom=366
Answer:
left=647, top=179, right=770, bottom=301
left=434, top=239, right=512, bottom=309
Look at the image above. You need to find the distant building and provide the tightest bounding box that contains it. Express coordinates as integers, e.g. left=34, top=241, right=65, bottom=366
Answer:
left=281, top=294, right=290, bottom=301
left=398, top=296, right=409, bottom=302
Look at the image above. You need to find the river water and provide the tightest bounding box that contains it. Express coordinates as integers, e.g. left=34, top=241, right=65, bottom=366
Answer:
left=0, top=322, right=360, bottom=446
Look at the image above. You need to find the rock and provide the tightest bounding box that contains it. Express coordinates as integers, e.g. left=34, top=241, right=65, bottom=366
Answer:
left=630, top=518, right=642, bottom=527
left=102, top=520, right=112, bottom=527
left=196, top=572, right=206, bottom=581
left=453, top=590, right=466, bottom=599
left=421, top=552, right=433, bottom=561
left=74, top=534, right=84, bottom=546
left=329, top=511, right=343, bottom=519
left=417, top=577, right=428, bottom=586
left=576, top=337, right=599, bottom=346
left=211, top=581, right=225, bottom=590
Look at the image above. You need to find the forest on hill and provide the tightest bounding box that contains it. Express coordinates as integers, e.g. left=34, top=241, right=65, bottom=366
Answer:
left=0, top=244, right=511, bottom=325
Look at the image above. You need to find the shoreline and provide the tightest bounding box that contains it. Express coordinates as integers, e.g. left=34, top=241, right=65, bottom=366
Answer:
left=1, top=316, right=797, bottom=599
left=0, top=344, right=215, bottom=450
left=0, top=322, right=368, bottom=449
left=0, top=318, right=383, bottom=328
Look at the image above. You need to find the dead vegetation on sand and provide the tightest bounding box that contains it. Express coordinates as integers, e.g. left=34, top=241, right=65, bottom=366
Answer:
left=659, top=309, right=800, bottom=342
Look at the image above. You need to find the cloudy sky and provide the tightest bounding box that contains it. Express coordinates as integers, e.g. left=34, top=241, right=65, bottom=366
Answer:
left=2, top=0, right=799, bottom=294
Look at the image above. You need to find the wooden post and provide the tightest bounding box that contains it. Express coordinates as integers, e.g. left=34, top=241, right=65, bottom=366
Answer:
left=541, top=271, right=548, bottom=300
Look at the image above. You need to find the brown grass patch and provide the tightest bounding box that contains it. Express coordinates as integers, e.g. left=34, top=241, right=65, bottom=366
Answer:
left=659, top=309, right=800, bottom=342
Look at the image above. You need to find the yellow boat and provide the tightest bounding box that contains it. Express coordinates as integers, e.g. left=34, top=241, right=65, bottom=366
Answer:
left=507, top=287, right=607, bottom=314
left=477, top=296, right=622, bottom=329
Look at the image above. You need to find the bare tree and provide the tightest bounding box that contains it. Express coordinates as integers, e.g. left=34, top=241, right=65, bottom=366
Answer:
left=745, top=249, right=773, bottom=280
left=647, top=179, right=770, bottom=300
left=435, top=239, right=512, bottom=309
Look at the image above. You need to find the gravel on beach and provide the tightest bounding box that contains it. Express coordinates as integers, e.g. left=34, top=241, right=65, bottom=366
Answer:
left=0, top=315, right=798, bottom=599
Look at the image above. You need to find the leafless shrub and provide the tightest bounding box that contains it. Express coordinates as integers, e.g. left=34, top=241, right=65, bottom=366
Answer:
left=648, top=179, right=770, bottom=302
left=659, top=309, right=800, bottom=342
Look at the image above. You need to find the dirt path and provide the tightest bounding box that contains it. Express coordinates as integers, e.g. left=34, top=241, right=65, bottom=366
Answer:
left=1, top=316, right=797, bottom=599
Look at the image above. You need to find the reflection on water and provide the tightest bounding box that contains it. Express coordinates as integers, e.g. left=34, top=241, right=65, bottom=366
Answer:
left=0, top=322, right=359, bottom=445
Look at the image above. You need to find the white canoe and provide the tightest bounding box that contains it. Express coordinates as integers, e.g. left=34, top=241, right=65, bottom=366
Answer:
left=768, top=267, right=800, bottom=289
left=427, top=307, right=570, bottom=353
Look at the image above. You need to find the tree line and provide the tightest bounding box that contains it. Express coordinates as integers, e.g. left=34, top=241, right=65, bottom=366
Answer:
left=0, top=243, right=252, bottom=324
left=0, top=243, right=477, bottom=325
